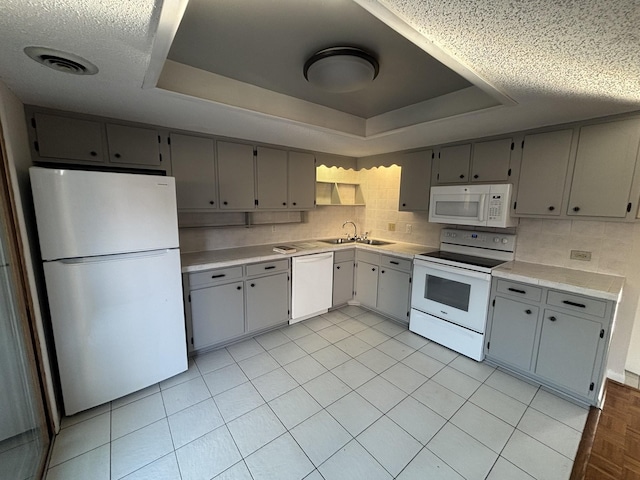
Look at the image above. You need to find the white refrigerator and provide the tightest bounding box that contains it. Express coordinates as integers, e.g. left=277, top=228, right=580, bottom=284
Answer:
left=30, top=167, right=187, bottom=415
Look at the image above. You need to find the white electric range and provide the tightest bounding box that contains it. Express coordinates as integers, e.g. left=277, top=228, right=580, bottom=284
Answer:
left=410, top=228, right=516, bottom=361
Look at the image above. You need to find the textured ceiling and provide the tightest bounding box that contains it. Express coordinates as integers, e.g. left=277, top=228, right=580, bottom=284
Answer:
left=0, top=0, right=638, bottom=157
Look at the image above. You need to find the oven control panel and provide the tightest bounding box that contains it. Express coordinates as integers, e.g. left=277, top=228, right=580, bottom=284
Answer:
left=441, top=228, right=516, bottom=252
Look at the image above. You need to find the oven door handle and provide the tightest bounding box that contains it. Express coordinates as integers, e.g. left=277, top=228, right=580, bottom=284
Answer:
left=414, top=260, right=491, bottom=281
left=478, top=193, right=487, bottom=222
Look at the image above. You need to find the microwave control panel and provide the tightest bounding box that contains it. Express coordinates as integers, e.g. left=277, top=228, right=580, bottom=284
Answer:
left=488, top=194, right=504, bottom=220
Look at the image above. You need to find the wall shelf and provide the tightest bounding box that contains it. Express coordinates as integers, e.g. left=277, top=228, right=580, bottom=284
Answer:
left=316, top=181, right=365, bottom=206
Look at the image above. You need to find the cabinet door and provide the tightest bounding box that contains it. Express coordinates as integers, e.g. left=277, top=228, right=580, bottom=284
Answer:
left=246, top=272, right=289, bottom=332
left=515, top=129, right=573, bottom=216
left=288, top=152, right=316, bottom=209
left=170, top=134, right=216, bottom=210
left=435, top=144, right=471, bottom=184
left=399, top=150, right=433, bottom=211
left=256, top=147, right=288, bottom=209
left=535, top=310, right=602, bottom=397
left=377, top=268, right=411, bottom=323
left=568, top=119, right=640, bottom=218
left=471, top=138, right=512, bottom=182
left=487, top=297, right=539, bottom=371
left=355, top=261, right=378, bottom=308
left=34, top=113, right=105, bottom=162
left=333, top=260, right=354, bottom=307
left=190, top=282, right=245, bottom=350
left=106, top=124, right=162, bottom=166
left=217, top=141, right=256, bottom=210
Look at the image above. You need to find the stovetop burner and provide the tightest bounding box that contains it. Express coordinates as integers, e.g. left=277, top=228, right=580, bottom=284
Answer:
left=418, top=250, right=509, bottom=269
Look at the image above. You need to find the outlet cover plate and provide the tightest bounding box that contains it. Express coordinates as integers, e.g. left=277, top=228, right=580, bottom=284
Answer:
left=570, top=250, right=592, bottom=261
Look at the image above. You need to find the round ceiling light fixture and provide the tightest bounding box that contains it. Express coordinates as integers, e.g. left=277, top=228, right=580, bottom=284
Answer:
left=303, top=47, right=379, bottom=93
left=24, top=47, right=99, bottom=75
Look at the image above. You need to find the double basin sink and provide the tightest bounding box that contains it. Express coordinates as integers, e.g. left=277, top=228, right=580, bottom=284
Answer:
left=318, top=238, right=394, bottom=246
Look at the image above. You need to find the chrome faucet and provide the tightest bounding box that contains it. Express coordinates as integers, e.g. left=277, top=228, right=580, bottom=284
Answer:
left=342, top=221, right=357, bottom=240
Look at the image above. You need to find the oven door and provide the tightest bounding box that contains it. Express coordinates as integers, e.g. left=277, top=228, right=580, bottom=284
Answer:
left=411, top=259, right=491, bottom=332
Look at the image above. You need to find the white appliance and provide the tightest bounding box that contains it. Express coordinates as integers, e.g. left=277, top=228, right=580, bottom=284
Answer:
left=291, top=252, right=334, bottom=323
left=429, top=184, right=517, bottom=228
left=410, top=228, right=516, bottom=361
left=30, top=167, right=187, bottom=415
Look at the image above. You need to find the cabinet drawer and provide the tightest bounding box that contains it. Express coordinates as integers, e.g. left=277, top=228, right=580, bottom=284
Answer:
left=496, top=279, right=542, bottom=302
left=189, top=266, right=243, bottom=288
left=547, top=290, right=607, bottom=318
left=380, top=254, right=411, bottom=272
left=246, top=259, right=289, bottom=277
left=356, top=250, right=380, bottom=265
left=334, top=248, right=355, bottom=263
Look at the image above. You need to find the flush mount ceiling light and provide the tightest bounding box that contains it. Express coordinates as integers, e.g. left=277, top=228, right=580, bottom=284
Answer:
left=24, top=47, right=99, bottom=75
left=303, top=47, right=379, bottom=93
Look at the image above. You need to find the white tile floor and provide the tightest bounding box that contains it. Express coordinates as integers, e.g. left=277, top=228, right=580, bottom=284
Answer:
left=45, top=306, right=589, bottom=480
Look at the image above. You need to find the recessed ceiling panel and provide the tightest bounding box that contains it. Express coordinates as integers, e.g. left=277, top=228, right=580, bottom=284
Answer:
left=167, top=0, right=474, bottom=119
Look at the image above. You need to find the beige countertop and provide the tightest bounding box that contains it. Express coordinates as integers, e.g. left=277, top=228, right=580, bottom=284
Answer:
left=181, top=239, right=436, bottom=273
left=492, top=261, right=624, bottom=302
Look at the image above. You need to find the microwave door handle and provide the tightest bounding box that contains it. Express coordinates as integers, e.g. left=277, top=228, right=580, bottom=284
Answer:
left=478, top=194, right=487, bottom=222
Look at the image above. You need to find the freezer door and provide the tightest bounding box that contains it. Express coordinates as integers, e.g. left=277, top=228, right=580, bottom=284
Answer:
left=30, top=167, right=179, bottom=260
left=44, top=248, right=187, bottom=415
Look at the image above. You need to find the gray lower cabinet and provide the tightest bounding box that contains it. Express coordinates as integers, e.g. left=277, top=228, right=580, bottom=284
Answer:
left=377, top=267, right=411, bottom=322
left=355, top=261, right=378, bottom=309
left=486, top=278, right=614, bottom=404
left=186, top=259, right=290, bottom=352
left=354, top=250, right=412, bottom=323
left=246, top=272, right=289, bottom=332
left=333, top=249, right=355, bottom=307
left=190, top=281, right=245, bottom=350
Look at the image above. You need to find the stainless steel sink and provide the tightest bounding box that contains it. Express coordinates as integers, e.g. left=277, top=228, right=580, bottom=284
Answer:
left=356, top=239, right=394, bottom=246
left=318, top=238, right=356, bottom=245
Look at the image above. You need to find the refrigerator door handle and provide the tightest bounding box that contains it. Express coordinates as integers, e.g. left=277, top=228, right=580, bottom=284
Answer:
left=58, top=249, right=172, bottom=264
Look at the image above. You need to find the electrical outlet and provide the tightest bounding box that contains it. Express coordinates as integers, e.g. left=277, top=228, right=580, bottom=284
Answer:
left=570, top=250, right=591, bottom=261
left=272, top=225, right=276, bottom=233
left=388, top=223, right=396, bottom=232
left=406, top=224, right=412, bottom=234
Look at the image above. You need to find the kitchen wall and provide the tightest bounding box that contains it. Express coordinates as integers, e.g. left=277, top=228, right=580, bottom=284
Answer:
left=180, top=161, right=640, bottom=379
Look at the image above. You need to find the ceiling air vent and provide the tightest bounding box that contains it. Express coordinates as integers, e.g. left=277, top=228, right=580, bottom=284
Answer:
left=24, top=47, right=98, bottom=75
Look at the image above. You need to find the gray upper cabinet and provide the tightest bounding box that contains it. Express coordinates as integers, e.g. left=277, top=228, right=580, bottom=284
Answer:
left=471, top=138, right=512, bottom=183
left=435, top=144, right=471, bottom=184
left=514, top=129, right=573, bottom=216
left=105, top=124, right=162, bottom=167
left=568, top=119, right=640, bottom=218
left=217, top=141, right=256, bottom=210
left=170, top=133, right=217, bottom=210
left=288, top=152, right=316, bottom=210
left=398, top=150, right=433, bottom=211
left=33, top=112, right=106, bottom=163
left=256, top=147, right=288, bottom=209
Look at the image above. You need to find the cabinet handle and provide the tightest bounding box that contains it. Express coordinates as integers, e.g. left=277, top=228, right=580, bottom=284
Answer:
left=562, top=300, right=586, bottom=308
left=508, top=287, right=526, bottom=294
left=264, top=266, right=276, bottom=270
left=282, top=202, right=287, bottom=206
left=236, top=286, right=241, bottom=290
left=223, top=201, right=228, bottom=205
left=209, top=201, right=215, bottom=205
left=250, top=283, right=255, bottom=287
left=525, top=309, right=532, bottom=315
left=549, top=316, right=557, bottom=322
left=390, top=261, right=399, bottom=265
left=211, top=274, right=226, bottom=279
left=336, top=265, right=341, bottom=270
left=292, top=202, right=297, bottom=206
left=90, top=151, right=97, bottom=157
left=459, top=174, right=465, bottom=179
left=402, top=203, right=406, bottom=207
left=573, top=206, right=580, bottom=212
left=548, top=206, right=555, bottom=211
left=371, top=268, right=376, bottom=272
left=381, top=270, right=385, bottom=274
left=114, top=153, right=121, bottom=159
left=473, top=174, right=479, bottom=179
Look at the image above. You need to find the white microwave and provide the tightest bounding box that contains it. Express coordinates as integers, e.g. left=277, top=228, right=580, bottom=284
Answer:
left=429, top=184, right=517, bottom=228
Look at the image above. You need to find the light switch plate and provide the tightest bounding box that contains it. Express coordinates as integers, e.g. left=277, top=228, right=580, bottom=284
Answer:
left=570, top=250, right=592, bottom=261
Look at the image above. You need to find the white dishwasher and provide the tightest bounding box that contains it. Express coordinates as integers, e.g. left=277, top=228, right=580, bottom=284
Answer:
left=291, top=252, right=334, bottom=323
